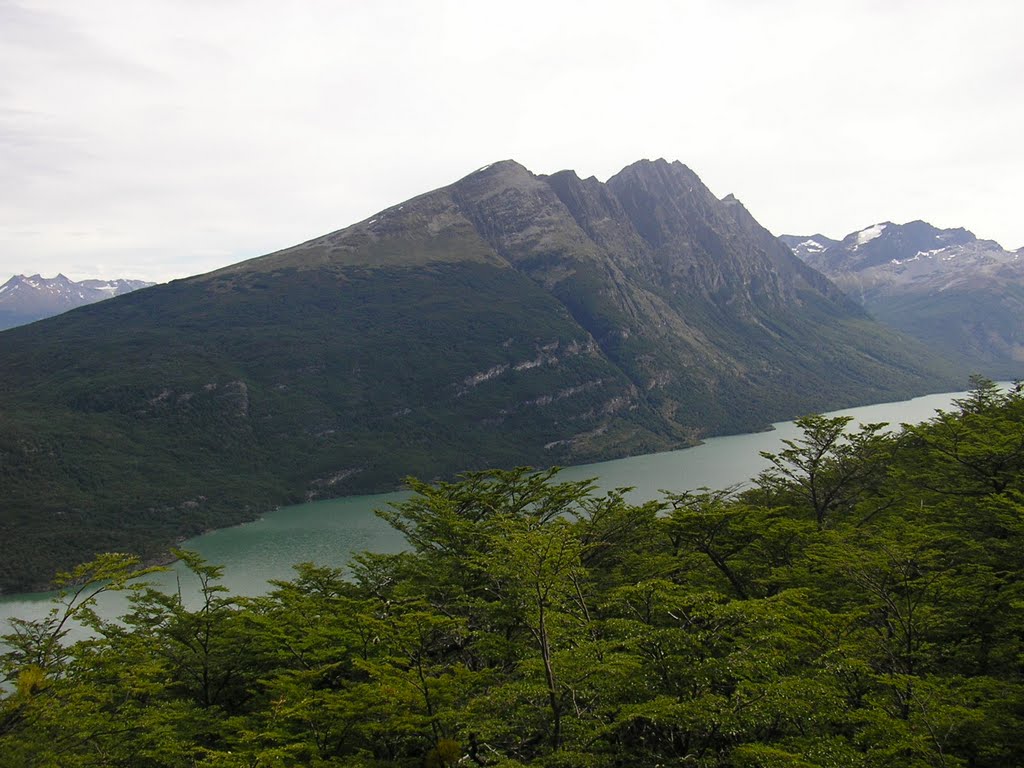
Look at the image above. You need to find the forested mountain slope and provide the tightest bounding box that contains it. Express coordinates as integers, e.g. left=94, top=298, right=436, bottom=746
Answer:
left=0, top=160, right=957, bottom=592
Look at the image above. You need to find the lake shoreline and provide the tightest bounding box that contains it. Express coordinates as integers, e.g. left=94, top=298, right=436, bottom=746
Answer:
left=0, top=383, right=996, bottom=608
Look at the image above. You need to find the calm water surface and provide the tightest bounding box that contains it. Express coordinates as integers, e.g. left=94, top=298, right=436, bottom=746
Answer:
left=0, top=387, right=984, bottom=631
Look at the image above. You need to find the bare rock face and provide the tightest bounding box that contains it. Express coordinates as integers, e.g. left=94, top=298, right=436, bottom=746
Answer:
left=782, top=222, right=1024, bottom=376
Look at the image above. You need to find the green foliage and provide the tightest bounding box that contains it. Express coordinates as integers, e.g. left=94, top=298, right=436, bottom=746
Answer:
left=3, top=379, right=1024, bottom=765
left=755, top=414, right=893, bottom=529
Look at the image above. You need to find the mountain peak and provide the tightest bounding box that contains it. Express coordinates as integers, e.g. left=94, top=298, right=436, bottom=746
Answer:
left=0, top=274, right=154, bottom=331
left=719, top=193, right=752, bottom=214
left=611, top=157, right=702, bottom=184
left=786, top=221, right=1002, bottom=272
left=463, top=159, right=530, bottom=179
left=789, top=219, right=1024, bottom=376
left=829, top=220, right=979, bottom=270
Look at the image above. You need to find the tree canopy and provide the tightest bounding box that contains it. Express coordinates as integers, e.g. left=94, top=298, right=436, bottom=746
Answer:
left=3, top=379, right=1023, bottom=766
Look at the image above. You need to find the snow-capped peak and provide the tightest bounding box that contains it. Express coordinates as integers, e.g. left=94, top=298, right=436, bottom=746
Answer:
left=0, top=274, right=155, bottom=331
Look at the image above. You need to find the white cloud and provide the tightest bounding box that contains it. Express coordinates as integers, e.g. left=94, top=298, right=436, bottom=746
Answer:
left=2, top=0, right=1023, bottom=283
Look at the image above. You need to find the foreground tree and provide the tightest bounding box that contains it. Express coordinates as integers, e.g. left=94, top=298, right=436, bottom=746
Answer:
left=3, top=389, right=1024, bottom=765
left=755, top=414, right=893, bottom=529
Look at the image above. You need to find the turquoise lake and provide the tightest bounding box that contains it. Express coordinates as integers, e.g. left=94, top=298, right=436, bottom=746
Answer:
left=0, top=387, right=985, bottom=632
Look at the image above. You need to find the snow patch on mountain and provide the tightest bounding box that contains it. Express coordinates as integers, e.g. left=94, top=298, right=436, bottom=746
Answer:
left=798, top=239, right=827, bottom=253
left=855, top=223, right=887, bottom=247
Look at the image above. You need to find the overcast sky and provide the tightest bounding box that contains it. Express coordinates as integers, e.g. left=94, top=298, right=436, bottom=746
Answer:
left=2, top=0, right=1022, bottom=283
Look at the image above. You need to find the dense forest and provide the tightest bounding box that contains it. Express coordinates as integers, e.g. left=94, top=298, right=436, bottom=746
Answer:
left=2, top=378, right=1023, bottom=767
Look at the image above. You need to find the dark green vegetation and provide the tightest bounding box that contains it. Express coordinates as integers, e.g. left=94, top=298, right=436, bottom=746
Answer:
left=0, top=160, right=958, bottom=593
left=3, top=379, right=1023, bottom=766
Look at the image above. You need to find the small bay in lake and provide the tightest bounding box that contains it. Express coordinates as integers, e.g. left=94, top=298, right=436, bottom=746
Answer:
left=0, top=387, right=988, bottom=630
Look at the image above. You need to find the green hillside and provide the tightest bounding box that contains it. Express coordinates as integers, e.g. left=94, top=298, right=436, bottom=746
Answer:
left=866, top=282, right=1024, bottom=379
left=0, top=160, right=958, bottom=592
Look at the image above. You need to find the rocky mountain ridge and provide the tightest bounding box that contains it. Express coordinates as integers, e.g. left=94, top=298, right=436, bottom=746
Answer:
left=781, top=222, right=1024, bottom=375
left=0, top=273, right=154, bottom=330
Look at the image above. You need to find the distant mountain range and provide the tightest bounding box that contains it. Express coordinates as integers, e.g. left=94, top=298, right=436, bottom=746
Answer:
left=0, top=159, right=959, bottom=592
left=0, top=273, right=154, bottom=330
left=781, top=222, right=1024, bottom=376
